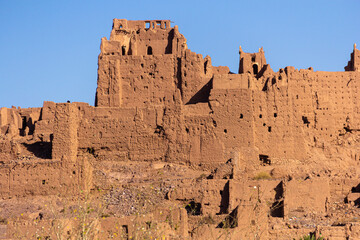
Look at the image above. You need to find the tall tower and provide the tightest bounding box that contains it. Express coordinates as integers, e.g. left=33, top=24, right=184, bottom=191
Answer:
left=95, top=19, right=187, bottom=107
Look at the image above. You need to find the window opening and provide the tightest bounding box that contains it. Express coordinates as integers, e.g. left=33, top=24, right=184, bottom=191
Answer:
left=253, top=64, right=259, bottom=74
left=147, top=46, right=153, bottom=55
left=259, top=154, right=271, bottom=165
left=145, top=22, right=150, bottom=29
left=302, top=116, right=310, bottom=124
left=122, top=46, right=126, bottom=55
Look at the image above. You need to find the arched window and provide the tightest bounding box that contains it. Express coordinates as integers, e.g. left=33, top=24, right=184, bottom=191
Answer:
left=253, top=64, right=258, bottom=74
left=147, top=46, right=153, bottom=55
left=122, top=46, right=126, bottom=55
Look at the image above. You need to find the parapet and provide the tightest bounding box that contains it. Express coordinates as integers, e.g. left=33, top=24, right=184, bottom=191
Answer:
left=102, top=19, right=186, bottom=57
left=112, top=19, right=171, bottom=31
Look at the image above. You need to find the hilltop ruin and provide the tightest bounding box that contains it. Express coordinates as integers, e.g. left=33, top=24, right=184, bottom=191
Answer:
left=1, top=19, right=360, bottom=239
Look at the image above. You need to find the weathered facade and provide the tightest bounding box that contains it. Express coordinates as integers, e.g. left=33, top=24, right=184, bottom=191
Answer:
left=1, top=19, right=360, bottom=239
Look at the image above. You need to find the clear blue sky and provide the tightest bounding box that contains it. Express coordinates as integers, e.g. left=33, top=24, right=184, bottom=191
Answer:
left=0, top=0, right=359, bottom=108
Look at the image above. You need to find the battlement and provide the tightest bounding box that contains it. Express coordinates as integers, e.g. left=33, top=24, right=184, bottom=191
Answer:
left=112, top=19, right=171, bottom=31
left=102, top=18, right=186, bottom=59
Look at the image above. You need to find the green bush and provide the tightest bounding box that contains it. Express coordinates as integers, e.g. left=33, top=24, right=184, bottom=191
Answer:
left=295, top=235, right=324, bottom=240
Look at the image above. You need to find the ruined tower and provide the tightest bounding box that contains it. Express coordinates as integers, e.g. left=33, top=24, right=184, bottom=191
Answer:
left=95, top=19, right=187, bottom=107
left=238, top=46, right=267, bottom=75
left=345, top=43, right=360, bottom=71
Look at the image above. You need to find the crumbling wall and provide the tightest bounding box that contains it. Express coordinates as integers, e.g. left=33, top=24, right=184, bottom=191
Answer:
left=110, top=19, right=175, bottom=56
left=33, top=101, right=56, bottom=141
left=0, top=107, right=21, bottom=137
left=52, top=103, right=79, bottom=162
left=179, top=50, right=212, bottom=104
left=209, top=81, right=256, bottom=163
left=284, top=178, right=330, bottom=217
left=239, top=46, right=267, bottom=75
left=0, top=160, right=81, bottom=199
left=345, top=44, right=360, bottom=71
left=76, top=106, right=169, bottom=162
left=96, top=19, right=187, bottom=108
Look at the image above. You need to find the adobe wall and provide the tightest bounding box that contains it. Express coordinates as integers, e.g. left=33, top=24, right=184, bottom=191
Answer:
left=209, top=62, right=360, bottom=164
left=96, top=19, right=187, bottom=108
left=345, top=44, right=360, bottom=71
left=2, top=20, right=359, bottom=183
left=1, top=19, right=359, bottom=184
left=0, top=160, right=83, bottom=198
left=1, top=19, right=360, bottom=239
left=238, top=46, right=267, bottom=75
left=110, top=19, right=175, bottom=56
left=252, top=68, right=360, bottom=163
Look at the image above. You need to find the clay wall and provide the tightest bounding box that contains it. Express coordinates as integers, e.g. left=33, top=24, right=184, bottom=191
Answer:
left=184, top=113, right=224, bottom=165
left=119, top=55, right=177, bottom=107
left=96, top=19, right=188, bottom=108
left=0, top=107, right=43, bottom=138
left=96, top=46, right=212, bottom=109
left=284, top=178, right=330, bottom=217
left=112, top=19, right=171, bottom=32
left=97, top=49, right=177, bottom=108
left=108, top=19, right=185, bottom=58
left=52, top=103, right=79, bottom=162
left=212, top=74, right=253, bottom=90
left=0, top=107, right=21, bottom=136
left=285, top=70, right=360, bottom=142
left=179, top=50, right=212, bottom=104
left=239, top=47, right=267, bottom=75
left=209, top=77, right=256, bottom=163
left=128, top=29, right=173, bottom=56
left=251, top=85, right=308, bottom=162
left=0, top=160, right=80, bottom=199
left=76, top=106, right=168, bottom=162
left=228, top=66, right=360, bottom=163
left=345, top=45, right=360, bottom=71
left=47, top=101, right=174, bottom=163
left=32, top=101, right=56, bottom=141
left=329, top=178, right=360, bottom=202
left=109, top=19, right=173, bottom=56
left=169, top=179, right=229, bottom=215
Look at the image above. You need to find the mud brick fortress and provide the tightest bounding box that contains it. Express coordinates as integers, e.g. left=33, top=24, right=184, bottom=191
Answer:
left=1, top=19, right=360, bottom=239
